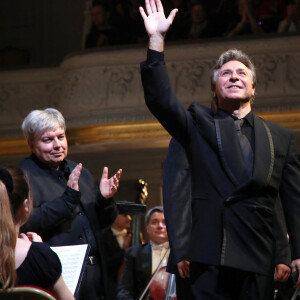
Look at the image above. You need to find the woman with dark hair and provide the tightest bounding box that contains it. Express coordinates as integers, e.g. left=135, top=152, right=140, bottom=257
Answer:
left=0, top=166, right=74, bottom=299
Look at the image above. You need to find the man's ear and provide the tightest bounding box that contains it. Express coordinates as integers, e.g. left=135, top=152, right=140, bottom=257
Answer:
left=251, top=85, right=256, bottom=97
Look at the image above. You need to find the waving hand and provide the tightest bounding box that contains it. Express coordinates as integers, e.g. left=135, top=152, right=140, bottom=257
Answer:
left=139, top=0, right=178, bottom=51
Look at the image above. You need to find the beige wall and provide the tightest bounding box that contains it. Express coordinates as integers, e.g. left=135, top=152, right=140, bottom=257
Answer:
left=1, top=34, right=300, bottom=211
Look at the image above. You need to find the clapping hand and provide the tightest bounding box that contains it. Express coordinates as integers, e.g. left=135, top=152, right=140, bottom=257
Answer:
left=67, top=163, right=82, bottom=191
left=99, top=167, right=122, bottom=199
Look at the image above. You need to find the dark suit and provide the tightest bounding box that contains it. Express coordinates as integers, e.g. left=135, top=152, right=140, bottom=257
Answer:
left=19, top=154, right=117, bottom=300
left=101, top=228, right=126, bottom=299
left=164, top=138, right=291, bottom=299
left=116, top=243, right=152, bottom=300
left=163, top=138, right=194, bottom=300
left=141, top=51, right=300, bottom=298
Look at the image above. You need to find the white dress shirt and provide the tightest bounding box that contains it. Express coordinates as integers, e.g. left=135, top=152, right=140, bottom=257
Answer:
left=150, top=241, right=170, bottom=274
left=111, top=227, right=127, bottom=249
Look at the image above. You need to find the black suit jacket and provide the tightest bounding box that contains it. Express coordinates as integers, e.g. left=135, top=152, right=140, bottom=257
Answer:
left=164, top=138, right=291, bottom=275
left=116, top=243, right=152, bottom=300
left=141, top=55, right=300, bottom=276
left=19, top=154, right=117, bottom=299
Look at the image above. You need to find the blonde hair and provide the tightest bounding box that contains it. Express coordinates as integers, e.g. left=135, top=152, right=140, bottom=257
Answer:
left=0, top=167, right=31, bottom=289
left=21, top=108, right=66, bottom=142
left=0, top=180, right=17, bottom=289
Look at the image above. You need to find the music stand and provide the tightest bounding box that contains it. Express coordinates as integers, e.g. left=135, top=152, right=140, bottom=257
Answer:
left=115, top=201, right=146, bottom=245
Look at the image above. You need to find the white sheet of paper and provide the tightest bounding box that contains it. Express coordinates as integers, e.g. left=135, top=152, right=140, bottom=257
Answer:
left=50, top=244, right=89, bottom=295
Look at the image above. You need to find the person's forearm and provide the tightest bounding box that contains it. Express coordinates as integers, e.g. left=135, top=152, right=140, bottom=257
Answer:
left=149, top=34, right=165, bottom=52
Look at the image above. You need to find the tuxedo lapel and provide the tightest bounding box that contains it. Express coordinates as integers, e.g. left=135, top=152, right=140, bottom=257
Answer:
left=215, top=113, right=249, bottom=186
left=227, top=115, right=275, bottom=202
left=252, top=115, right=274, bottom=188
left=140, top=243, right=152, bottom=279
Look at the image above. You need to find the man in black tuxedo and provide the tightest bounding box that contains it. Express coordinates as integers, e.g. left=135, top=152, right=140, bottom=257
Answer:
left=139, top=0, right=300, bottom=298
left=116, top=206, right=169, bottom=300
left=19, top=108, right=122, bottom=300
left=164, top=138, right=292, bottom=300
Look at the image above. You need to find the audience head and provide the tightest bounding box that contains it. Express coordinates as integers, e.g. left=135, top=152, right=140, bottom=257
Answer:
left=146, top=206, right=168, bottom=245
left=0, top=167, right=31, bottom=289
left=22, top=108, right=68, bottom=168
left=190, top=1, right=207, bottom=25
left=112, top=214, right=132, bottom=231
left=210, top=49, right=256, bottom=105
left=5, top=167, right=32, bottom=226
left=91, top=1, right=110, bottom=28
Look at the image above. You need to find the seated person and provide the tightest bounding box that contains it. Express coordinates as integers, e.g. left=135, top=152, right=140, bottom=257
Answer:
left=0, top=166, right=74, bottom=299
left=85, top=1, right=117, bottom=48
left=102, top=213, right=132, bottom=299
left=187, top=1, right=216, bottom=39
left=116, top=206, right=170, bottom=300
left=278, top=0, right=300, bottom=33
left=254, top=0, right=287, bottom=33
left=227, top=0, right=264, bottom=37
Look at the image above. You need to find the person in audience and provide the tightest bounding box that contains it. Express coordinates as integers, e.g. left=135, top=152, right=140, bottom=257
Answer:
left=85, top=1, right=117, bottom=48
left=211, top=0, right=240, bottom=37
left=102, top=213, right=132, bottom=299
left=227, top=0, right=264, bottom=37
left=19, top=108, right=122, bottom=300
left=278, top=0, right=300, bottom=33
left=113, top=0, right=148, bottom=44
left=254, top=0, right=287, bottom=33
left=187, top=1, right=216, bottom=39
left=116, top=206, right=169, bottom=300
left=0, top=166, right=74, bottom=299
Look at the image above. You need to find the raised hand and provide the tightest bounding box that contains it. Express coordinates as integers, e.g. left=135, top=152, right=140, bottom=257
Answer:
left=67, top=163, right=82, bottom=191
left=139, top=0, right=178, bottom=51
left=99, top=167, right=122, bottom=199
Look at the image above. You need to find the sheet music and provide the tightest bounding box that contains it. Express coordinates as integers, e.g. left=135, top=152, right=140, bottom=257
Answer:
left=50, top=244, right=89, bottom=296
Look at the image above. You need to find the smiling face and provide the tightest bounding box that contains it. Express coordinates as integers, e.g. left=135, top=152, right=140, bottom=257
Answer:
left=146, top=211, right=168, bottom=245
left=213, top=60, right=255, bottom=110
left=29, top=127, right=68, bottom=168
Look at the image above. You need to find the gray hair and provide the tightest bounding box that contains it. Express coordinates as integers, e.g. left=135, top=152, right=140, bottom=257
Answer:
left=21, top=108, right=66, bottom=142
left=145, top=206, right=164, bottom=225
left=211, top=49, right=256, bottom=102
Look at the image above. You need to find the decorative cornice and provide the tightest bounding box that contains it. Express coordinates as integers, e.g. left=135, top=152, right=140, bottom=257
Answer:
left=1, top=111, right=299, bottom=157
